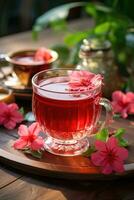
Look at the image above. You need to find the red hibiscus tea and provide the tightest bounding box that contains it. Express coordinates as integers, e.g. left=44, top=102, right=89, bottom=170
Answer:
left=32, top=69, right=112, bottom=156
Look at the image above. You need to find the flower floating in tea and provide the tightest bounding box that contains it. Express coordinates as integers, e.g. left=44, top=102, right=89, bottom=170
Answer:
left=34, top=47, right=52, bottom=62
left=0, top=102, right=24, bottom=129
left=111, top=91, right=134, bottom=118
left=68, top=70, right=103, bottom=92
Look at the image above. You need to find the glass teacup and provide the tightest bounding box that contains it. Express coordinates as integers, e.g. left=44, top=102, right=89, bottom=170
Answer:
left=32, top=69, right=113, bottom=156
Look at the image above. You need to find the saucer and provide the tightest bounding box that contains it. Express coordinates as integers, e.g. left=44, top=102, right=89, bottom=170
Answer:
left=0, top=87, right=14, bottom=103
left=2, top=73, right=32, bottom=99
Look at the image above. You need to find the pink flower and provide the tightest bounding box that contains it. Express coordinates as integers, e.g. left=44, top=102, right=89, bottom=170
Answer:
left=111, top=91, right=134, bottom=118
left=34, top=47, right=52, bottom=62
left=68, top=70, right=102, bottom=91
left=0, top=102, right=24, bottom=129
left=91, top=137, right=128, bottom=174
left=13, top=122, right=44, bottom=151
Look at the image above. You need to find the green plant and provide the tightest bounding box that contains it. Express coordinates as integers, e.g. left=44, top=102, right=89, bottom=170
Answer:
left=32, top=0, right=134, bottom=91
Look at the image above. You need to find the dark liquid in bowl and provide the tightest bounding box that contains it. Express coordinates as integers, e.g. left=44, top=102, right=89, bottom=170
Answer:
left=12, top=54, right=49, bottom=87
left=12, top=55, right=44, bottom=65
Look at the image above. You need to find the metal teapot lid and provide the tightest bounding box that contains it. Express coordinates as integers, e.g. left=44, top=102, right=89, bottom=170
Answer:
left=79, top=38, right=111, bottom=58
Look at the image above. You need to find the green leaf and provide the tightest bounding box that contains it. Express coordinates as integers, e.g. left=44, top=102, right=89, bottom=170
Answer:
left=50, top=19, right=67, bottom=31
left=95, top=22, right=111, bottom=35
left=114, top=128, right=125, bottom=138
left=82, top=146, right=95, bottom=157
left=113, top=113, right=121, bottom=119
left=95, top=128, right=109, bottom=141
left=112, top=0, right=119, bottom=9
left=23, top=149, right=43, bottom=159
left=19, top=107, right=24, bottom=116
left=51, top=44, right=70, bottom=63
left=31, top=151, right=43, bottom=159
left=114, top=128, right=128, bottom=147
left=64, top=30, right=90, bottom=47
left=85, top=3, right=112, bottom=18
left=32, top=25, right=43, bottom=40
left=85, top=3, right=97, bottom=18
left=118, top=138, right=129, bottom=147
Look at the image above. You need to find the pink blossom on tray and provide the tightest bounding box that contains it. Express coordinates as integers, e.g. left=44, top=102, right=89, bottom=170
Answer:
left=91, top=137, right=128, bottom=174
left=0, top=102, right=24, bottom=129
left=111, top=91, right=134, bottom=118
left=68, top=70, right=102, bottom=91
left=13, top=122, right=44, bottom=151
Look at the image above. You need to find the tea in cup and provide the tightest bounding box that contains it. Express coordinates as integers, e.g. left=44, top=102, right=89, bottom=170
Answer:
left=32, top=69, right=113, bottom=156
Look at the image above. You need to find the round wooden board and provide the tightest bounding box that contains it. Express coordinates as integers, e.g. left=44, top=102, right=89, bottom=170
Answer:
left=0, top=118, right=134, bottom=180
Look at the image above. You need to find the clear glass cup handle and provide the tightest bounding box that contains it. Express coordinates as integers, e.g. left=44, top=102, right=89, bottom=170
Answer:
left=98, top=97, right=113, bottom=130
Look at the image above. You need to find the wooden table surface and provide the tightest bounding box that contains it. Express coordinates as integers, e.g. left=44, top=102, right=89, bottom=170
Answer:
left=0, top=18, right=134, bottom=200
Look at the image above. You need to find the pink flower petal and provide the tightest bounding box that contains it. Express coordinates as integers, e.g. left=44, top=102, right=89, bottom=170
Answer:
left=11, top=111, right=24, bottom=123
left=106, top=137, right=118, bottom=150
left=4, top=120, right=16, bottom=130
left=121, top=108, right=128, bottom=118
left=8, top=103, right=19, bottom=111
left=18, top=124, right=29, bottom=137
left=0, top=115, right=6, bottom=124
left=95, top=140, right=107, bottom=151
left=115, top=146, right=128, bottom=160
left=0, top=103, right=8, bottom=124
left=111, top=91, right=134, bottom=118
left=126, top=92, right=134, bottom=103
left=13, top=138, right=28, bottom=149
left=68, top=70, right=102, bottom=91
left=0, top=102, right=8, bottom=114
left=69, top=80, right=82, bottom=88
left=111, top=102, right=123, bottom=113
left=90, top=74, right=103, bottom=88
left=112, top=160, right=124, bottom=173
left=112, top=91, right=126, bottom=104
left=127, top=103, right=134, bottom=114
left=91, top=136, right=128, bottom=175
left=34, top=47, right=52, bottom=62
left=31, top=136, right=44, bottom=150
left=91, top=151, right=106, bottom=166
left=28, top=122, right=41, bottom=136
left=102, top=163, right=113, bottom=174
left=69, top=70, right=94, bottom=80
left=0, top=103, right=23, bottom=129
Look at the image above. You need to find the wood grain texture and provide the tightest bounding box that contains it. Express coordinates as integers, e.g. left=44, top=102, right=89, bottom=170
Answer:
left=0, top=128, right=22, bottom=190
left=0, top=164, right=21, bottom=189
left=0, top=174, right=134, bottom=200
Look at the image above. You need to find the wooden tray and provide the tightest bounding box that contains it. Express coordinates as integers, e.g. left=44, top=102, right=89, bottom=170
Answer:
left=0, top=118, right=134, bottom=180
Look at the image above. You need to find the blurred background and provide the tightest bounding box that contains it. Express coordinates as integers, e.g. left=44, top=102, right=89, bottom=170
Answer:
left=0, top=0, right=134, bottom=97
left=0, top=0, right=88, bottom=37
left=1, top=0, right=134, bottom=37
